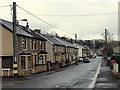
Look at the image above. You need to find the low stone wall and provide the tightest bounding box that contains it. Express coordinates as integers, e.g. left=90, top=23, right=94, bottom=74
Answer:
left=18, top=65, right=47, bottom=76
left=18, top=69, right=32, bottom=76
left=59, top=62, right=65, bottom=68
left=2, top=70, right=13, bottom=77
left=50, top=63, right=58, bottom=70
left=32, top=65, right=47, bottom=74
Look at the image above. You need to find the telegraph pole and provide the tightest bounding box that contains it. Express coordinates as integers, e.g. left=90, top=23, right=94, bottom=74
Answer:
left=105, top=29, right=108, bottom=43
left=75, top=34, right=78, bottom=65
left=13, top=2, right=18, bottom=77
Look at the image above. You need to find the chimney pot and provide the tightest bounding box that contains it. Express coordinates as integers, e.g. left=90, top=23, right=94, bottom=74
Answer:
left=33, top=29, right=41, bottom=34
left=26, top=22, right=30, bottom=31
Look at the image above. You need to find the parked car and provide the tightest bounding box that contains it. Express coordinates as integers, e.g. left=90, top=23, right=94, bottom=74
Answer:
left=78, top=57, right=83, bottom=62
left=92, top=55, right=96, bottom=58
left=83, top=58, right=90, bottom=63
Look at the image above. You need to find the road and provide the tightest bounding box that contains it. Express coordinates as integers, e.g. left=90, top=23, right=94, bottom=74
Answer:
left=3, top=57, right=102, bottom=88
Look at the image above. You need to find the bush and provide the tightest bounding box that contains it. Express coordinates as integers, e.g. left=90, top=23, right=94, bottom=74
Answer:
left=110, top=55, right=120, bottom=72
left=110, top=56, right=117, bottom=60
left=116, top=56, right=120, bottom=65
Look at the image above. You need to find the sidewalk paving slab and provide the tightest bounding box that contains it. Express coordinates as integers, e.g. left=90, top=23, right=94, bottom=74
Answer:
left=94, top=60, right=120, bottom=89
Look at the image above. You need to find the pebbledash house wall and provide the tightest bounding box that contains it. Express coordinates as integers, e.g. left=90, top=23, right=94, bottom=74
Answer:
left=0, top=25, right=13, bottom=55
left=46, top=41, right=54, bottom=63
left=45, top=41, right=64, bottom=70
left=0, top=25, right=13, bottom=76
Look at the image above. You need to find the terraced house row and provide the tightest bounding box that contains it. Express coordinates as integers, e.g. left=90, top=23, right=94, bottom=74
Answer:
left=0, top=19, right=87, bottom=77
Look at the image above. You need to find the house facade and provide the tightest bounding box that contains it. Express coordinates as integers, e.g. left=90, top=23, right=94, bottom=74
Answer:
left=74, top=44, right=86, bottom=58
left=35, top=33, right=66, bottom=69
left=113, top=46, right=120, bottom=55
left=0, top=19, right=47, bottom=76
left=55, top=37, right=79, bottom=65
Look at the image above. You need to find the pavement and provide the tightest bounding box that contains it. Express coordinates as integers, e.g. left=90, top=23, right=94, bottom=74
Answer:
left=94, top=59, right=120, bottom=89
left=2, top=63, right=79, bottom=82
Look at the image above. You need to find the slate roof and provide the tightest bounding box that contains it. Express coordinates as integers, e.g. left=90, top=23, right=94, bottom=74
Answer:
left=20, top=26, right=46, bottom=40
left=0, top=19, right=33, bottom=37
left=38, top=50, right=48, bottom=54
left=19, top=51, right=32, bottom=55
left=55, top=37, right=75, bottom=48
left=41, top=34, right=65, bottom=46
left=73, top=44, right=85, bottom=49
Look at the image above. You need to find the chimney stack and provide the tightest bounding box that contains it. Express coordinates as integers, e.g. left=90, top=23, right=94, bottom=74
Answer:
left=33, top=29, right=41, bottom=34
left=26, top=22, right=29, bottom=30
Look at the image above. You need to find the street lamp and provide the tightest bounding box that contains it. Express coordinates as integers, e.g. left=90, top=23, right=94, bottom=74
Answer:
left=84, top=44, right=87, bottom=57
left=17, top=19, right=28, bottom=25
left=20, top=19, right=27, bottom=21
left=75, top=34, right=78, bottom=65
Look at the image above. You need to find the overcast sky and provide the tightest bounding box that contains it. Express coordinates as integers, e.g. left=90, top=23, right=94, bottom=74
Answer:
left=0, top=0, right=119, bottom=40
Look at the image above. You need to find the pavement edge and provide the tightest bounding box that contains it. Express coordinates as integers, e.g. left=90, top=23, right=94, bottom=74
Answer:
left=88, top=58, right=102, bottom=88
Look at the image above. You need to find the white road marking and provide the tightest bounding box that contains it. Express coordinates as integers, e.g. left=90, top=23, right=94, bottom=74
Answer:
left=88, top=59, right=102, bottom=88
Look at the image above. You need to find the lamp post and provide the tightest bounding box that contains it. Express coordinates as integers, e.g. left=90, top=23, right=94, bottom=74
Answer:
left=75, top=34, right=78, bottom=65
left=84, top=44, right=87, bottom=57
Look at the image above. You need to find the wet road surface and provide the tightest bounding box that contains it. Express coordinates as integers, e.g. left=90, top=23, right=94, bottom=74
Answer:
left=3, top=57, right=102, bottom=88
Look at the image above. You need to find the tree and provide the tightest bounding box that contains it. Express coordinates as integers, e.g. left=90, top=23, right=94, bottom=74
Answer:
left=102, top=43, right=113, bottom=57
left=95, top=41, right=104, bottom=49
left=101, top=29, right=114, bottom=43
left=85, top=40, right=94, bottom=49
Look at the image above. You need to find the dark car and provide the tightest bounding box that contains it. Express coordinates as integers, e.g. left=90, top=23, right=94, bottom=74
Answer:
left=83, top=58, right=90, bottom=63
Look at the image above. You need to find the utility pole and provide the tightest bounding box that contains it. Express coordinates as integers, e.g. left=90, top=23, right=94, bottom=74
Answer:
left=75, top=34, right=78, bottom=65
left=13, top=2, right=18, bottom=77
left=105, top=29, right=108, bottom=43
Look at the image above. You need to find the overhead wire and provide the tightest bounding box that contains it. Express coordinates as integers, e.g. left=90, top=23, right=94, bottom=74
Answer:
left=17, top=12, right=119, bottom=16
left=17, top=5, right=74, bottom=36
left=1, top=4, right=118, bottom=38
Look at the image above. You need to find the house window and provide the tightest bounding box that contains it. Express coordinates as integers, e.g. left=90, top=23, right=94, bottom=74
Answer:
left=54, top=56, right=57, bottom=61
left=21, top=56, right=26, bottom=69
left=68, top=55, right=70, bottom=60
left=22, top=37, right=27, bottom=49
left=27, top=56, right=31, bottom=69
left=2, top=56, right=13, bottom=69
left=30, top=39, right=34, bottom=49
left=40, top=41, right=42, bottom=49
left=34, top=55, right=37, bottom=66
left=54, top=46, right=56, bottom=52
left=41, top=41, right=45, bottom=50
left=34, top=40, right=37, bottom=49
left=44, top=55, right=46, bottom=64
left=38, top=55, right=46, bottom=65
left=61, top=56, right=64, bottom=60
left=39, top=55, right=43, bottom=64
